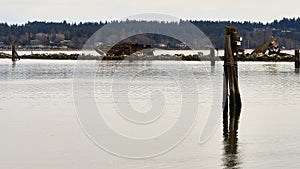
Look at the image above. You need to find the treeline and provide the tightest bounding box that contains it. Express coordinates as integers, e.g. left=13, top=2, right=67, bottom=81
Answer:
left=1, top=18, right=300, bottom=49
left=0, top=21, right=105, bottom=49
left=192, top=17, right=300, bottom=49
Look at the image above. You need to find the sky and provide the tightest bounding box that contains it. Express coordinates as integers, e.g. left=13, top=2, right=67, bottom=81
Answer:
left=1, top=0, right=299, bottom=24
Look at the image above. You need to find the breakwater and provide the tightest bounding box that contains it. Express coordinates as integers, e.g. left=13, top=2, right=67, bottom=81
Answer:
left=0, top=52, right=296, bottom=61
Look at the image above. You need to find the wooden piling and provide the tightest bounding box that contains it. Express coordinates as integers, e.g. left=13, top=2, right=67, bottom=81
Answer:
left=128, top=45, right=133, bottom=62
left=12, top=45, right=18, bottom=62
left=223, top=34, right=229, bottom=137
left=129, top=45, right=133, bottom=55
left=223, top=58, right=229, bottom=137
left=295, top=49, right=299, bottom=73
left=223, top=26, right=242, bottom=136
left=210, top=48, right=215, bottom=66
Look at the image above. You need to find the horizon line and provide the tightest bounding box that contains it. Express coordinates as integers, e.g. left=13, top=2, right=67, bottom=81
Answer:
left=1, top=17, right=300, bottom=26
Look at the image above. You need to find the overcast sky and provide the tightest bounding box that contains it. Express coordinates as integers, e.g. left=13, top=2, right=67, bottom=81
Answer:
left=1, top=0, right=299, bottom=24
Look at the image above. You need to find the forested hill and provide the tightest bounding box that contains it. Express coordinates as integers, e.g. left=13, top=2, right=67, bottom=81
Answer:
left=191, top=18, right=300, bottom=49
left=1, top=18, right=300, bottom=49
left=0, top=21, right=105, bottom=49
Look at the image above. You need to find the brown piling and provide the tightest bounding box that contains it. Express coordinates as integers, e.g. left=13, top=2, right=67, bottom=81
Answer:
left=129, top=45, right=133, bottom=55
left=223, top=27, right=242, bottom=137
left=223, top=70, right=229, bottom=137
left=12, top=45, right=19, bottom=61
left=129, top=45, right=133, bottom=61
left=210, top=48, right=215, bottom=66
left=295, top=49, right=299, bottom=73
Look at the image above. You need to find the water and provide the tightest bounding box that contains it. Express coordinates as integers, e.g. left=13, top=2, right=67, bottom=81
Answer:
left=0, top=59, right=299, bottom=168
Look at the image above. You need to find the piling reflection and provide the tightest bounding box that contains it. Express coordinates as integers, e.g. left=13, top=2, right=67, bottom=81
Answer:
left=12, top=61, right=16, bottom=69
left=222, top=108, right=242, bottom=169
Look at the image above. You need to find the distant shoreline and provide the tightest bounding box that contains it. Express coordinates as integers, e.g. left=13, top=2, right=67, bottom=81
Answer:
left=0, top=52, right=296, bottom=62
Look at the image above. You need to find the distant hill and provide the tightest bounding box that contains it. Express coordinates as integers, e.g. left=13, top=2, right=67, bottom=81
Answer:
left=0, top=21, right=105, bottom=49
left=191, top=18, right=300, bottom=49
left=0, top=18, right=300, bottom=49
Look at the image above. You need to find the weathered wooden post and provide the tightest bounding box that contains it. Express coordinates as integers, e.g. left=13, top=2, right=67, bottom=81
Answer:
left=223, top=64, right=229, bottom=137
left=210, top=48, right=215, bottom=66
left=128, top=44, right=133, bottom=62
left=223, top=26, right=242, bottom=137
left=295, top=49, right=299, bottom=73
left=12, top=45, right=17, bottom=62
left=129, top=44, right=133, bottom=55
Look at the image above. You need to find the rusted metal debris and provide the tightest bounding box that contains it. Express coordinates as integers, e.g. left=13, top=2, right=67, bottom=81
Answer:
left=251, top=38, right=281, bottom=55
left=96, top=43, right=152, bottom=56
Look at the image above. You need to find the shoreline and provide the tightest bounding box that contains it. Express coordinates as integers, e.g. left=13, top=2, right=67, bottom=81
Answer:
left=0, top=52, right=296, bottom=62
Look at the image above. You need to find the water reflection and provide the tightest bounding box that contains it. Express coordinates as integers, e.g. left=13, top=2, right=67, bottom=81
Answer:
left=211, top=65, right=215, bottom=73
left=12, top=61, right=16, bottom=69
left=222, top=108, right=242, bottom=169
left=222, top=126, right=241, bottom=168
left=263, top=64, right=278, bottom=74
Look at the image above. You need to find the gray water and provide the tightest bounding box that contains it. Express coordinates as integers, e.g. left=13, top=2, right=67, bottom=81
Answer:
left=0, top=59, right=299, bottom=168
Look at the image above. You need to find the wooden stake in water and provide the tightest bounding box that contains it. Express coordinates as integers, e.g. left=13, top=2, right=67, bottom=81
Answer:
left=295, top=49, right=299, bottom=73
left=223, top=27, right=242, bottom=137
left=223, top=50, right=229, bottom=137
left=128, top=45, right=133, bottom=62
left=11, top=45, right=19, bottom=62
left=210, top=48, right=215, bottom=66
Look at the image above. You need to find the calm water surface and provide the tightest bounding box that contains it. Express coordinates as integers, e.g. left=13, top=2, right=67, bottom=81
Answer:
left=0, top=59, right=299, bottom=168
